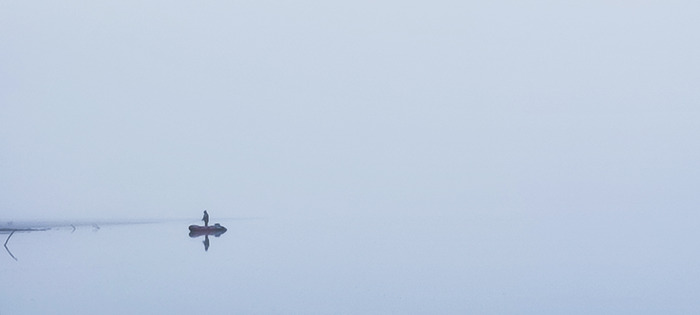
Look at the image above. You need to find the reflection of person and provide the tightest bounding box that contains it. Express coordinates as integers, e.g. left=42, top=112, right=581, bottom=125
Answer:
left=203, top=235, right=210, bottom=251
left=202, top=210, right=209, bottom=227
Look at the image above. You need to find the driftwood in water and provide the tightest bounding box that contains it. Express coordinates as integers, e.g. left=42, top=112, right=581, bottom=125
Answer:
left=4, top=230, right=17, bottom=261
left=2, top=228, right=49, bottom=261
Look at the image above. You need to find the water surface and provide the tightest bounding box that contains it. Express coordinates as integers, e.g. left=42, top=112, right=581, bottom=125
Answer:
left=1, top=213, right=699, bottom=314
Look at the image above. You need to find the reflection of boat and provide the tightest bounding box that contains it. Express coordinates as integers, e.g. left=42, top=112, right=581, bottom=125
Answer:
left=188, top=223, right=227, bottom=237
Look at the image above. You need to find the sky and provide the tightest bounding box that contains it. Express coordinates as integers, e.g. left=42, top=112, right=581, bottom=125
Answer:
left=1, top=0, right=699, bottom=222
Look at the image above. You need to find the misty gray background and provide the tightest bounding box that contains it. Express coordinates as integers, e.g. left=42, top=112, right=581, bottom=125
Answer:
left=3, top=1, right=700, bottom=314
left=2, top=2, right=700, bottom=227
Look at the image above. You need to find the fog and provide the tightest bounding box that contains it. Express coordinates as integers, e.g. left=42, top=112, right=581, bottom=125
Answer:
left=3, top=0, right=697, bottom=222
left=2, top=1, right=700, bottom=312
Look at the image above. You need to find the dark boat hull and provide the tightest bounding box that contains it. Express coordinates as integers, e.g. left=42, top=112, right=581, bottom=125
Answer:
left=188, top=224, right=227, bottom=237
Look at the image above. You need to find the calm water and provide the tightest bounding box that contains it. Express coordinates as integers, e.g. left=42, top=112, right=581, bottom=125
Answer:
left=2, top=213, right=699, bottom=314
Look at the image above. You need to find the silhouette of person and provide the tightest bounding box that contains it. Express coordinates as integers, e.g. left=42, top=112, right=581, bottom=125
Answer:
left=202, top=210, right=209, bottom=227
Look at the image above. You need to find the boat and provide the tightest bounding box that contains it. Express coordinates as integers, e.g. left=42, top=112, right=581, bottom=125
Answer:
left=188, top=223, right=227, bottom=237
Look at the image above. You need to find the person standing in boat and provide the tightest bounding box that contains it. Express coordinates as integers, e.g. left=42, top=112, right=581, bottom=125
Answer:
left=202, top=210, right=209, bottom=227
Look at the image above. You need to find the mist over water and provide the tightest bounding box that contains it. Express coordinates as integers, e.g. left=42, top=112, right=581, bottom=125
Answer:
left=2, top=0, right=700, bottom=313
